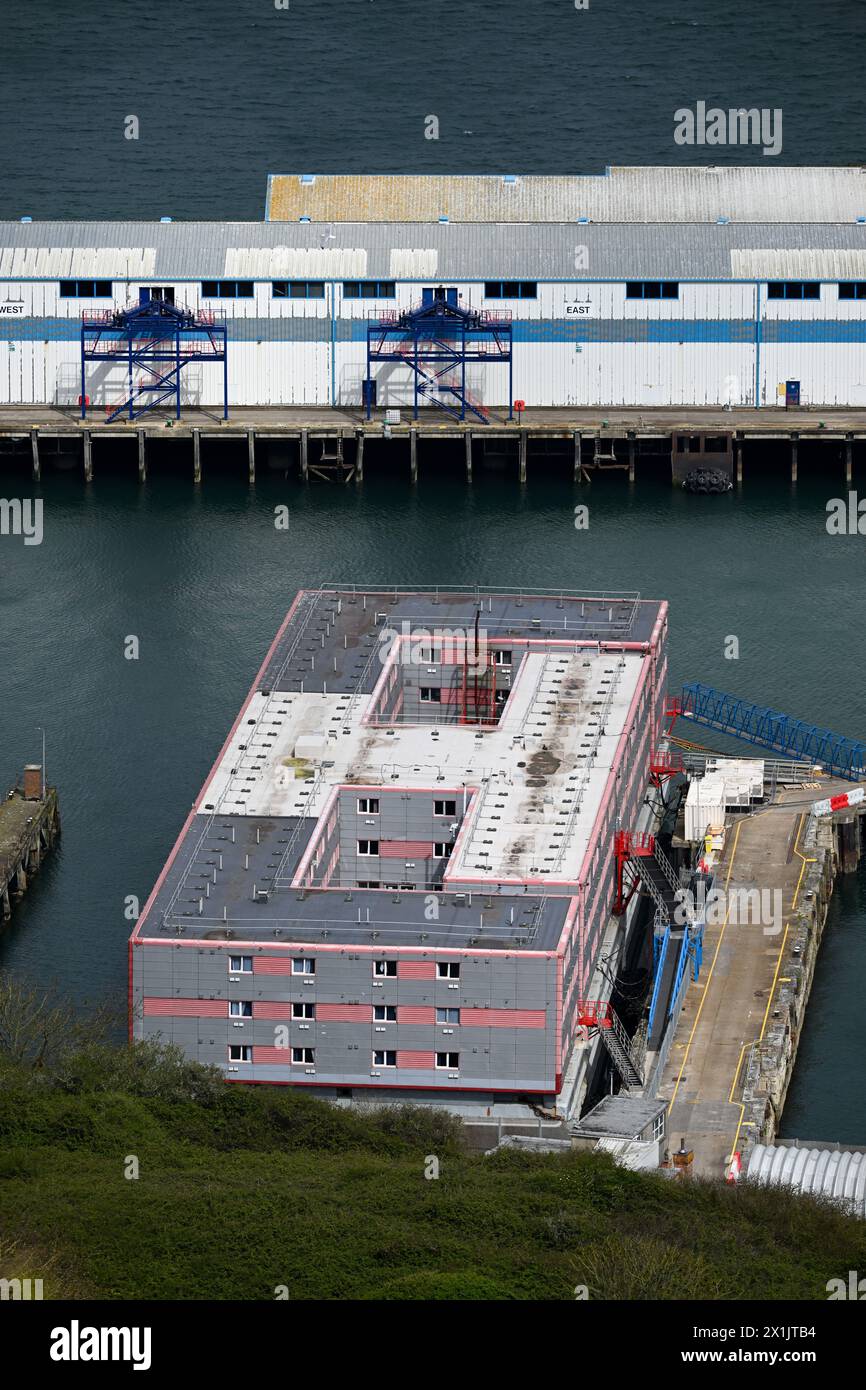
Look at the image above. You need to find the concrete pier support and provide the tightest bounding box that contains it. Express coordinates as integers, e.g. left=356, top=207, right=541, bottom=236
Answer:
left=30, top=429, right=40, bottom=482
left=465, top=431, right=473, bottom=481
left=837, top=814, right=861, bottom=874
left=137, top=430, right=147, bottom=482
left=519, top=431, right=527, bottom=483
left=410, top=429, right=418, bottom=483
left=573, top=431, right=582, bottom=482
left=846, top=435, right=853, bottom=487
left=300, top=429, right=309, bottom=481
left=247, top=430, right=256, bottom=484
left=83, top=430, right=93, bottom=483
left=790, top=435, right=798, bottom=483
left=192, top=429, right=202, bottom=484
left=355, top=432, right=364, bottom=482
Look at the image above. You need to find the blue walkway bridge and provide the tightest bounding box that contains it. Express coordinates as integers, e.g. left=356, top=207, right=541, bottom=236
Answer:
left=676, top=683, right=866, bottom=780
left=81, top=300, right=228, bottom=423
left=365, top=287, right=513, bottom=424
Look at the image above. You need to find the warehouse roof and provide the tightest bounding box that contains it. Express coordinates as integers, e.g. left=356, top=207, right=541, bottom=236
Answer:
left=266, top=167, right=866, bottom=224
left=3, top=220, right=866, bottom=282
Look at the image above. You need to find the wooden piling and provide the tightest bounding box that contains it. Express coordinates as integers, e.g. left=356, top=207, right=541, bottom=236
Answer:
left=410, top=429, right=418, bottom=483
left=573, top=431, right=582, bottom=482
left=355, top=431, right=364, bottom=482
left=137, top=429, right=147, bottom=482
left=628, top=436, right=636, bottom=483
left=837, top=814, right=861, bottom=874
left=30, top=429, right=40, bottom=482
left=300, top=429, right=309, bottom=481
left=465, top=431, right=473, bottom=481
left=519, top=431, right=527, bottom=483
left=791, top=435, right=798, bottom=484
left=846, top=435, right=853, bottom=487
left=192, top=428, right=202, bottom=484
left=247, top=429, right=256, bottom=484
left=83, top=430, right=93, bottom=483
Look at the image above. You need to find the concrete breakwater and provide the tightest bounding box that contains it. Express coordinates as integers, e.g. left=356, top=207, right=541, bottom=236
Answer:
left=0, top=765, right=60, bottom=924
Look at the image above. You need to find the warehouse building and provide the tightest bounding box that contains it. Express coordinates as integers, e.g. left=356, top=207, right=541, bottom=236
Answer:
left=4, top=167, right=866, bottom=412
left=130, top=587, right=669, bottom=1112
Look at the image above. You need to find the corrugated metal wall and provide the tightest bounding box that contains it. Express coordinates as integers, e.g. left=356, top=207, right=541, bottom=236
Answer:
left=4, top=276, right=866, bottom=407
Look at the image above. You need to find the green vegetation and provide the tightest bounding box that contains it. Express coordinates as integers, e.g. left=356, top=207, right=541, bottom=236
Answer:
left=0, top=978, right=864, bottom=1300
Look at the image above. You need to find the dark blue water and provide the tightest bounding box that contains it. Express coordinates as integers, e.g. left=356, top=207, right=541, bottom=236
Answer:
left=1, top=0, right=865, bottom=1138
left=1, top=0, right=865, bottom=220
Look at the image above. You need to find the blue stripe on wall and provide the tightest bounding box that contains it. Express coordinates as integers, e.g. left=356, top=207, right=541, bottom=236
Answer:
left=5, top=317, right=866, bottom=345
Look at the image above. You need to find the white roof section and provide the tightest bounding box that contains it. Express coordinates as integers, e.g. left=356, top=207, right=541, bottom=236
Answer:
left=202, top=645, right=643, bottom=885
left=223, top=245, right=367, bottom=278
left=746, top=1144, right=866, bottom=1218
left=0, top=246, right=155, bottom=277
left=388, top=247, right=439, bottom=279
left=266, top=166, right=866, bottom=224
left=731, top=247, right=866, bottom=279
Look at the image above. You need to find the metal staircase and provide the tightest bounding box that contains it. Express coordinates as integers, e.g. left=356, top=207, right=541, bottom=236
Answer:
left=80, top=300, right=228, bottom=422
left=576, top=1000, right=644, bottom=1091
left=365, top=288, right=513, bottom=423
left=613, top=831, right=684, bottom=921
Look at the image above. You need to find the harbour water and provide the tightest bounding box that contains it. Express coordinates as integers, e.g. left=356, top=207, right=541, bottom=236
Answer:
left=1, top=462, right=865, bottom=1139
left=1, top=0, right=865, bottom=223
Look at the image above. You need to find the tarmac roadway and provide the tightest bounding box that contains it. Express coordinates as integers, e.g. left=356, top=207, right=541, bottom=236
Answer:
left=657, top=779, right=852, bottom=1178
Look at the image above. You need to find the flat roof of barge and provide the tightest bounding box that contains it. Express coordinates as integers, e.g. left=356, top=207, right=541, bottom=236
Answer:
left=135, top=587, right=665, bottom=952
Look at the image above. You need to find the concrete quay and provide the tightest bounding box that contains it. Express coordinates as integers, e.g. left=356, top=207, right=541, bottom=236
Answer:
left=658, top=779, right=863, bottom=1178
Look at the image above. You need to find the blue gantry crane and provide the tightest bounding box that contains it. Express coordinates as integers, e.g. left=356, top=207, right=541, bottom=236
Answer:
left=674, top=683, right=866, bottom=780
left=364, top=286, right=513, bottom=423
left=80, top=300, right=228, bottom=423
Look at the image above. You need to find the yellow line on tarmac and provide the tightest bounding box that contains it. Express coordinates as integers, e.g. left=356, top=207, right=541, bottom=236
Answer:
left=667, top=818, right=743, bottom=1113
left=728, top=812, right=815, bottom=1162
